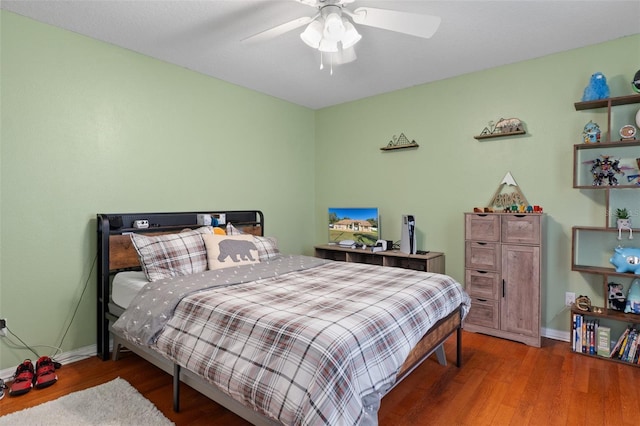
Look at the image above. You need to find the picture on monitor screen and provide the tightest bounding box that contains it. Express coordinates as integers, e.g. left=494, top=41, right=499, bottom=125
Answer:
left=328, top=207, right=380, bottom=246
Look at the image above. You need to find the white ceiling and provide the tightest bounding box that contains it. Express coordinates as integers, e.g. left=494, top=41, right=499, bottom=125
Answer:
left=3, top=1, right=639, bottom=110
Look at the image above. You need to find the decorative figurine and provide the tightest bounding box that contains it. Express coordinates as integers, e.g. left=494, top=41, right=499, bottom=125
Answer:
left=582, top=121, right=601, bottom=143
left=587, top=155, right=623, bottom=186
left=619, top=124, right=637, bottom=141
left=495, top=118, right=524, bottom=133
left=582, top=72, right=610, bottom=101
left=632, top=69, right=640, bottom=94
left=625, top=279, right=640, bottom=314
left=616, top=208, right=633, bottom=240
left=610, top=246, right=640, bottom=274
left=478, top=118, right=525, bottom=136
left=575, top=295, right=592, bottom=312
left=608, top=282, right=626, bottom=311
left=630, top=158, right=640, bottom=185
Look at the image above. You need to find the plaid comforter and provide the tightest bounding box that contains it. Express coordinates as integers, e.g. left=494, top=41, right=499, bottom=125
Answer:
left=117, top=256, right=470, bottom=425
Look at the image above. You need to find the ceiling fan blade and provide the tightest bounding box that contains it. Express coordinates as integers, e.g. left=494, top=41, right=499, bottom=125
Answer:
left=242, top=15, right=316, bottom=44
left=350, top=7, right=441, bottom=39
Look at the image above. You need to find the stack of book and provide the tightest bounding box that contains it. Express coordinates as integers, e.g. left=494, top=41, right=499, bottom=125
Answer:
left=571, top=313, right=600, bottom=355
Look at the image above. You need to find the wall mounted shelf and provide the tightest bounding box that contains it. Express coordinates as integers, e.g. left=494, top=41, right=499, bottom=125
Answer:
left=381, top=133, right=419, bottom=151
left=574, top=94, right=640, bottom=111
left=380, top=142, right=419, bottom=151
left=474, top=130, right=526, bottom=140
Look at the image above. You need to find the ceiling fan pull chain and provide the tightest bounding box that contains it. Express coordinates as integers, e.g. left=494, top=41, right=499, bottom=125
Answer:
left=320, top=52, right=324, bottom=70
left=330, top=54, right=334, bottom=75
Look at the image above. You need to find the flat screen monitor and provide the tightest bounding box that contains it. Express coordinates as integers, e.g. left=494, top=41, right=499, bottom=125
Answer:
left=328, top=207, right=380, bottom=246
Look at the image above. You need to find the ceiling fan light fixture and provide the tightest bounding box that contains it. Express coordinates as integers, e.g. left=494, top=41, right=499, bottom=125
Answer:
left=340, top=20, right=361, bottom=49
left=300, top=19, right=323, bottom=48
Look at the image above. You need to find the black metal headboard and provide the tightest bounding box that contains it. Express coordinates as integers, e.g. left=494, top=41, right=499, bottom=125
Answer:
left=96, top=210, right=264, bottom=360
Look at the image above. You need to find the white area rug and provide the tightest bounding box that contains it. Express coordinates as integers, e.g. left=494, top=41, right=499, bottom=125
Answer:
left=0, top=377, right=174, bottom=425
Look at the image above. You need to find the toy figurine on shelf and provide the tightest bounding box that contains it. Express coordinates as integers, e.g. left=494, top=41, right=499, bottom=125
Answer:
left=582, top=121, right=601, bottom=144
left=582, top=72, right=610, bottom=101
left=616, top=208, right=633, bottom=240
left=588, top=155, right=624, bottom=186
left=631, top=158, right=640, bottom=186
left=608, top=282, right=626, bottom=311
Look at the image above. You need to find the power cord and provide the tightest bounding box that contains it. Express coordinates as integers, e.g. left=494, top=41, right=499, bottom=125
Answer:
left=2, top=328, right=63, bottom=369
left=54, top=251, right=97, bottom=357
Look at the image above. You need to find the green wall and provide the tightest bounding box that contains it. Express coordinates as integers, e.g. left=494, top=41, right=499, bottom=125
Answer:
left=1, top=9, right=639, bottom=370
left=315, top=34, right=640, bottom=339
left=0, top=11, right=316, bottom=370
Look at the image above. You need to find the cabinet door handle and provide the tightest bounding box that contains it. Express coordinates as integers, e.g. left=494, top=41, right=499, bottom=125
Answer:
left=476, top=270, right=488, bottom=274
left=502, top=279, right=506, bottom=297
left=476, top=298, right=488, bottom=302
left=476, top=242, right=487, bottom=246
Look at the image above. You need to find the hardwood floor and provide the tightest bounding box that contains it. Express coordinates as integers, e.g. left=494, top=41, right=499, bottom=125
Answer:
left=1, top=331, right=639, bottom=425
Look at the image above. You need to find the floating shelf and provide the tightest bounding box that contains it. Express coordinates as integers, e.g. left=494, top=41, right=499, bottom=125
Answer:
left=380, top=142, right=419, bottom=151
left=574, top=94, right=640, bottom=111
left=474, top=130, right=526, bottom=140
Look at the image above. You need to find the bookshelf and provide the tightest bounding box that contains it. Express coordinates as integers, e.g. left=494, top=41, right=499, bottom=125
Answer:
left=571, top=312, right=640, bottom=367
left=570, top=94, right=640, bottom=367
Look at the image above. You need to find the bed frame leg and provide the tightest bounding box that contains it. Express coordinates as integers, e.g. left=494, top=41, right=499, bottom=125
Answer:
left=173, top=364, right=181, bottom=412
left=111, top=335, right=123, bottom=361
left=456, top=327, right=462, bottom=368
left=435, top=345, right=447, bottom=366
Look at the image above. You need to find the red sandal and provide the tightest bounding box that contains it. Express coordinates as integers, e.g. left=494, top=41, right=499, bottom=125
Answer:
left=9, top=359, right=34, bottom=396
left=34, top=356, right=58, bottom=389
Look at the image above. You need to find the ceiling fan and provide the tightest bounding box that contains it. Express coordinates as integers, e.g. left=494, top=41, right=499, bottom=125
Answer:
left=242, top=0, right=441, bottom=72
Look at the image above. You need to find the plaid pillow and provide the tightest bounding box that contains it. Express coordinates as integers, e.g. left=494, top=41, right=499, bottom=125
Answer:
left=131, top=230, right=208, bottom=281
left=226, top=223, right=280, bottom=261
left=253, top=236, right=280, bottom=261
left=226, top=223, right=243, bottom=235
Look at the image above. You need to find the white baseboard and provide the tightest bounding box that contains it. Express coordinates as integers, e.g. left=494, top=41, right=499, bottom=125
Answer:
left=542, top=327, right=571, bottom=342
left=1, top=344, right=97, bottom=382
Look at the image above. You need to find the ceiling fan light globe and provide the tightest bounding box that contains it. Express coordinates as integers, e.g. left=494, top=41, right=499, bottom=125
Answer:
left=300, top=20, right=323, bottom=49
left=341, top=21, right=361, bottom=49
left=323, top=12, right=345, bottom=42
left=318, top=38, right=338, bottom=53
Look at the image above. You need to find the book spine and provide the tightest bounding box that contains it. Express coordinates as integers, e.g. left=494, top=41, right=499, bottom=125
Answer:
left=582, top=317, right=587, bottom=353
left=575, top=314, right=582, bottom=352
left=622, top=329, right=637, bottom=362
left=626, top=331, right=639, bottom=363
left=590, top=320, right=598, bottom=355
left=616, top=327, right=632, bottom=360
left=572, top=313, right=578, bottom=352
left=597, top=326, right=611, bottom=357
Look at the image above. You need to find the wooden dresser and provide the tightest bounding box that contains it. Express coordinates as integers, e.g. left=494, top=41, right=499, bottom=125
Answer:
left=464, top=213, right=543, bottom=347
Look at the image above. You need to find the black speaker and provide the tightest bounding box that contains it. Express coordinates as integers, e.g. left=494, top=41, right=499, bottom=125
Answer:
left=109, top=215, right=123, bottom=230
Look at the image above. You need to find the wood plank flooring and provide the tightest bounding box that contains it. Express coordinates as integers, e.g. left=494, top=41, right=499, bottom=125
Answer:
left=1, top=331, right=639, bottom=425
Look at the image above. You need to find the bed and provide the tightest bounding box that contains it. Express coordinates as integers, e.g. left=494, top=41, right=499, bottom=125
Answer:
left=97, top=210, right=470, bottom=425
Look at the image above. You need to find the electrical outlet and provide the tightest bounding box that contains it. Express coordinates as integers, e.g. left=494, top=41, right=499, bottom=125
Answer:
left=565, top=292, right=576, bottom=307
left=0, top=318, right=6, bottom=337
